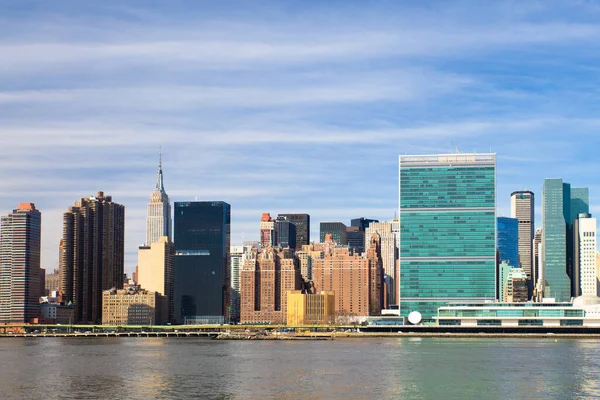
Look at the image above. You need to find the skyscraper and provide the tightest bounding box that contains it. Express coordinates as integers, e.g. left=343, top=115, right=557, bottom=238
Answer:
left=347, top=218, right=379, bottom=254
left=312, top=234, right=383, bottom=318
left=230, top=244, right=254, bottom=323
left=137, top=237, right=174, bottom=322
left=278, top=214, right=310, bottom=249
left=533, top=228, right=542, bottom=299
left=0, top=203, right=41, bottom=323
left=240, top=247, right=301, bottom=324
left=274, top=216, right=296, bottom=249
left=569, top=187, right=589, bottom=295
left=61, top=192, right=125, bottom=323
left=399, top=153, right=496, bottom=320
left=259, top=213, right=275, bottom=248
left=146, top=152, right=171, bottom=246
left=574, top=213, right=597, bottom=297
left=510, top=191, right=534, bottom=279
left=497, top=217, right=519, bottom=267
left=541, top=179, right=571, bottom=302
left=320, top=222, right=347, bottom=245
left=173, top=201, right=231, bottom=324
left=365, top=221, right=398, bottom=306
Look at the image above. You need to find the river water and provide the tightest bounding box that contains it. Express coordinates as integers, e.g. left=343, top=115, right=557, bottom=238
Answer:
left=0, top=337, right=598, bottom=399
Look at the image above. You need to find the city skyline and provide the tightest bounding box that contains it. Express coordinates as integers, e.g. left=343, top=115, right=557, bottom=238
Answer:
left=3, top=2, right=600, bottom=275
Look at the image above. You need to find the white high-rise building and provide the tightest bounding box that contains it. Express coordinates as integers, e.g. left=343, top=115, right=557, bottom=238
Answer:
left=577, top=215, right=597, bottom=296
left=365, top=221, right=398, bottom=305
left=146, top=153, right=171, bottom=246
left=230, top=245, right=255, bottom=322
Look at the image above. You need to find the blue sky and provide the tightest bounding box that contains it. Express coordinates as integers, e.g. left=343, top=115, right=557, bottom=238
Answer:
left=2, top=0, right=600, bottom=274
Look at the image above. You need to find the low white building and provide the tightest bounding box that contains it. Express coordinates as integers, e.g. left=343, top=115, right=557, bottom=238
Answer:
left=436, top=296, right=600, bottom=328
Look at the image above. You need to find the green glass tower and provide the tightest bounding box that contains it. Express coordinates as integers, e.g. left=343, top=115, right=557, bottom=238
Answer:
left=399, top=154, right=496, bottom=321
left=541, top=180, right=589, bottom=301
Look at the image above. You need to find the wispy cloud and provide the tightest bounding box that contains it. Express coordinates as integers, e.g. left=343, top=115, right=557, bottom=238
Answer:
left=2, top=1, right=600, bottom=271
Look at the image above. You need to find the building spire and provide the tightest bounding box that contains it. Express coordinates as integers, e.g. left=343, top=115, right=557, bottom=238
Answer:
left=156, top=147, right=165, bottom=192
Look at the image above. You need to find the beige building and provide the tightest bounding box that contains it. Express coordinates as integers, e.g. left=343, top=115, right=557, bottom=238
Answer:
left=510, top=191, right=535, bottom=280
left=240, top=247, right=302, bottom=324
left=137, top=236, right=174, bottom=322
left=312, top=234, right=383, bottom=319
left=102, top=288, right=165, bottom=325
left=504, top=268, right=528, bottom=303
left=45, top=269, right=60, bottom=296
left=365, top=221, right=398, bottom=305
left=287, top=291, right=335, bottom=326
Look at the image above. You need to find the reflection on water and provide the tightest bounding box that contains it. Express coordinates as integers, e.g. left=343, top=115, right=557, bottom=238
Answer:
left=0, top=337, right=599, bottom=399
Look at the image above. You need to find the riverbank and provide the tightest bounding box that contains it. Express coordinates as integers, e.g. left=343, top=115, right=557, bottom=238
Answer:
left=2, top=331, right=600, bottom=339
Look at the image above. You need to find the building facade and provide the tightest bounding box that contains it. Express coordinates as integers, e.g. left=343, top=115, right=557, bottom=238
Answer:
left=575, top=215, right=597, bottom=297
left=260, top=213, right=275, bottom=248
left=0, top=203, right=42, bottom=323
left=510, top=191, right=535, bottom=280
left=137, top=236, right=174, bottom=322
left=365, top=221, right=398, bottom=306
left=60, top=192, right=125, bottom=324
left=274, top=216, right=297, bottom=249
left=278, top=214, right=310, bottom=249
left=399, top=153, right=497, bottom=320
left=346, top=226, right=365, bottom=254
left=240, top=247, right=302, bottom=324
left=45, top=269, right=60, bottom=296
left=437, top=302, right=586, bottom=327
left=102, top=288, right=165, bottom=325
left=173, top=201, right=231, bottom=324
left=504, top=267, right=528, bottom=303
left=230, top=245, right=254, bottom=323
left=542, top=179, right=573, bottom=302
left=146, top=153, right=171, bottom=246
left=533, top=229, right=542, bottom=291
left=40, top=303, right=75, bottom=324
left=312, top=234, right=383, bottom=318
left=286, top=290, right=335, bottom=326
left=497, top=217, right=519, bottom=268
left=319, top=222, right=347, bottom=245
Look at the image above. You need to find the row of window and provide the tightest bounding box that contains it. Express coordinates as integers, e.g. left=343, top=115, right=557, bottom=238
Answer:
left=439, top=309, right=584, bottom=317
left=439, top=319, right=584, bottom=327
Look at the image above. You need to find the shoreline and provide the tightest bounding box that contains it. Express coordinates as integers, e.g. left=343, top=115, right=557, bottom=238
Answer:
left=2, top=331, right=600, bottom=339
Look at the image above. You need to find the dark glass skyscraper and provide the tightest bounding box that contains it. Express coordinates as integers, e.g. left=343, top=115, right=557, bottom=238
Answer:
left=278, top=214, right=310, bottom=248
left=274, top=216, right=296, bottom=249
left=347, top=218, right=379, bottom=254
left=320, top=222, right=348, bottom=245
left=173, top=201, right=231, bottom=324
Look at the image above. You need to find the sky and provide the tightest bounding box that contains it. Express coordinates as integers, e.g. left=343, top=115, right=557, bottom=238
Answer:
left=2, top=0, right=600, bottom=275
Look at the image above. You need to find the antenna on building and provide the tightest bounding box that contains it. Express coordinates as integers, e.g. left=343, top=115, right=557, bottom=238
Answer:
left=455, top=145, right=459, bottom=154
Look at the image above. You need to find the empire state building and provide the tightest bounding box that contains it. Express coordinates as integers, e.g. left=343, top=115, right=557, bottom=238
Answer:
left=146, top=153, right=172, bottom=245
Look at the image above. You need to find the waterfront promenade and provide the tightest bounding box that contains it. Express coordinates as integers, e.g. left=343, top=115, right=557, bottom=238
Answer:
left=4, top=324, right=600, bottom=339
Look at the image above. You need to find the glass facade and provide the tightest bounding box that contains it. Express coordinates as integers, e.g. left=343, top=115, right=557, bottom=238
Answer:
left=570, top=188, right=590, bottom=224
left=497, top=217, right=519, bottom=268
left=173, top=202, right=231, bottom=324
left=542, top=179, right=571, bottom=302
left=320, top=222, right=347, bottom=245
left=274, top=217, right=296, bottom=249
left=278, top=214, right=310, bottom=249
left=399, top=154, right=496, bottom=320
